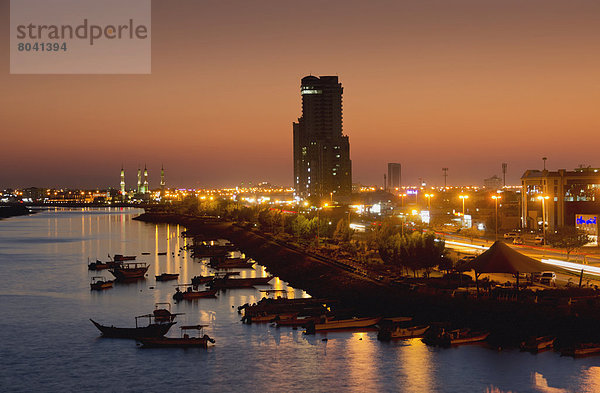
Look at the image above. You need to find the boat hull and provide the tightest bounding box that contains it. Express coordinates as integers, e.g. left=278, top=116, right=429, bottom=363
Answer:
left=378, top=325, right=430, bottom=341
left=90, top=281, right=114, bottom=290
left=307, top=317, right=381, bottom=333
left=156, top=274, right=179, bottom=281
left=138, top=337, right=212, bottom=348
left=109, top=266, right=149, bottom=280
left=173, top=289, right=218, bottom=300
left=90, top=319, right=175, bottom=339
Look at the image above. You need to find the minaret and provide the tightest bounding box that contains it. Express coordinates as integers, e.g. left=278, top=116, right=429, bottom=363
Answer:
left=143, top=165, right=149, bottom=194
left=120, top=165, right=126, bottom=197
left=137, top=167, right=142, bottom=194
left=160, top=165, right=165, bottom=196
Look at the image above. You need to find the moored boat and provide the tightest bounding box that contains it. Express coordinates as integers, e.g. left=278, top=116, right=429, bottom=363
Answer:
left=156, top=273, right=180, bottom=282
left=211, top=257, right=255, bottom=269
left=561, top=343, right=600, bottom=357
left=88, top=259, right=123, bottom=271
left=90, top=315, right=175, bottom=339
left=109, top=262, right=149, bottom=280
left=138, top=325, right=215, bottom=348
left=209, top=276, right=274, bottom=289
left=90, top=276, right=114, bottom=290
left=306, top=317, right=381, bottom=333
left=173, top=286, right=218, bottom=301
left=423, top=328, right=489, bottom=347
left=275, top=315, right=322, bottom=327
left=378, top=324, right=429, bottom=341
left=520, top=336, right=555, bottom=352
left=243, top=312, right=297, bottom=324
left=113, top=254, right=137, bottom=261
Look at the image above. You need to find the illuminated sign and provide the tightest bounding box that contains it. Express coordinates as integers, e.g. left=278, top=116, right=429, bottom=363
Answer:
left=576, top=214, right=598, bottom=246
left=577, top=216, right=597, bottom=225
left=301, top=87, right=323, bottom=95
left=406, top=189, right=418, bottom=195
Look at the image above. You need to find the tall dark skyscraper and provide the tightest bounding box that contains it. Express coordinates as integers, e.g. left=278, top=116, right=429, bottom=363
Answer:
left=293, top=76, right=352, bottom=199
left=387, top=163, right=401, bottom=190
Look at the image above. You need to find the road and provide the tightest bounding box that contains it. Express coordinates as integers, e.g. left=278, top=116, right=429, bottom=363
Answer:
left=438, top=232, right=600, bottom=288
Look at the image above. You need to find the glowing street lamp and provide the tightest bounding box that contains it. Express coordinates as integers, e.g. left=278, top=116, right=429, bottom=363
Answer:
left=400, top=193, right=407, bottom=207
left=424, top=193, right=434, bottom=210
left=537, top=195, right=550, bottom=245
left=459, top=195, right=469, bottom=227
left=491, top=195, right=501, bottom=241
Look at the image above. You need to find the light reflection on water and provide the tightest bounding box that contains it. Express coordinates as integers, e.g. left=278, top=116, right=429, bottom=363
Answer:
left=0, top=208, right=599, bottom=393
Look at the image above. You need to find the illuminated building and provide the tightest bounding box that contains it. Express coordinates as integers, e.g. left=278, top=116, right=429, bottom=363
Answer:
left=137, top=167, right=142, bottom=194
left=142, top=165, right=149, bottom=194
left=293, top=75, right=352, bottom=199
left=120, top=165, right=126, bottom=197
left=387, top=163, right=401, bottom=191
left=160, top=165, right=165, bottom=196
left=521, top=167, right=600, bottom=233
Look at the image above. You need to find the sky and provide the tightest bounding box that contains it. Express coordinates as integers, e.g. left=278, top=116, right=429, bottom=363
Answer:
left=1, top=0, right=599, bottom=189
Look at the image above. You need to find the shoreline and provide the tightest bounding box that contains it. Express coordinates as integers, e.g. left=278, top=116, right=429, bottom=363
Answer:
left=0, top=204, right=36, bottom=220
left=134, top=211, right=600, bottom=350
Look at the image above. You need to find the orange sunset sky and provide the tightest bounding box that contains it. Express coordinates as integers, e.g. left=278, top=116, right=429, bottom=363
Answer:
left=1, top=0, right=599, bottom=189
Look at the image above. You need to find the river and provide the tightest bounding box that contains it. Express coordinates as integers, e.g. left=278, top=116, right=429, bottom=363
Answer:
left=0, top=208, right=598, bottom=393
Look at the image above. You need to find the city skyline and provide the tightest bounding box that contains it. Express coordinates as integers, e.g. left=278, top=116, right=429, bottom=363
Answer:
left=1, top=0, right=600, bottom=188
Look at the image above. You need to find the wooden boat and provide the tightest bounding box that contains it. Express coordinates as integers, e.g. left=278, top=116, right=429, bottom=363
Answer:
left=378, top=324, right=429, bottom=341
left=90, top=316, right=175, bottom=339
left=191, top=274, right=216, bottom=286
left=90, top=276, right=114, bottom=290
left=275, top=315, right=322, bottom=327
left=520, top=336, right=555, bottom=352
left=212, top=258, right=255, bottom=269
left=191, top=272, right=238, bottom=286
left=113, top=254, right=137, bottom=261
left=138, top=325, right=215, bottom=348
left=447, top=330, right=489, bottom=345
left=173, top=287, right=218, bottom=301
left=141, top=252, right=151, bottom=255
left=156, top=273, right=179, bottom=282
left=209, top=276, right=274, bottom=289
left=561, top=343, right=600, bottom=357
left=88, top=259, right=122, bottom=271
left=243, top=312, right=297, bottom=324
left=306, top=317, right=381, bottom=333
left=157, top=252, right=167, bottom=256
left=109, top=262, right=149, bottom=280
left=423, top=328, right=489, bottom=346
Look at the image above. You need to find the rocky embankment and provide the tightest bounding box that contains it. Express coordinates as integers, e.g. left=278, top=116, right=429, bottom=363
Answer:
left=135, top=212, right=600, bottom=349
left=0, top=204, right=34, bottom=219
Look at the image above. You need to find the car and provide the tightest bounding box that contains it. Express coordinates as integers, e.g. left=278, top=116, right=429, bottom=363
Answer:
left=504, top=232, right=518, bottom=239
left=458, top=255, right=477, bottom=263
left=534, top=236, right=544, bottom=245
left=512, top=237, right=524, bottom=245
left=443, top=272, right=473, bottom=282
left=540, top=271, right=556, bottom=286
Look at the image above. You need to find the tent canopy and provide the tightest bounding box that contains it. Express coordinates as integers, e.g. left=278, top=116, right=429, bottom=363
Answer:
left=465, top=241, right=549, bottom=275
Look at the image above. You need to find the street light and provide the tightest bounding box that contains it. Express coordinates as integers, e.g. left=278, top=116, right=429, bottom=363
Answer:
left=537, top=195, right=550, bottom=245
left=424, top=193, right=434, bottom=210
left=400, top=193, right=407, bottom=207
left=459, top=195, right=469, bottom=227
left=491, top=195, right=501, bottom=241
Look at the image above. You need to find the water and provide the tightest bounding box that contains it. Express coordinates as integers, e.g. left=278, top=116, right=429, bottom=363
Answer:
left=0, top=208, right=598, bottom=393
